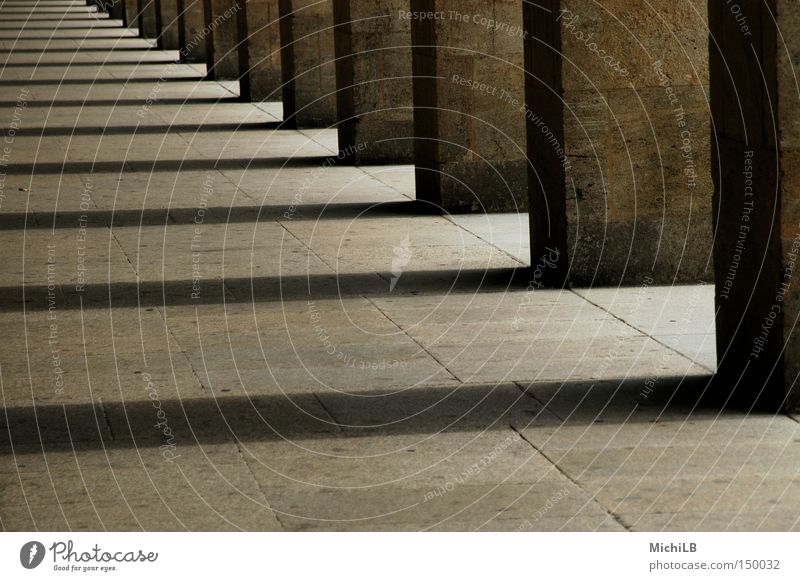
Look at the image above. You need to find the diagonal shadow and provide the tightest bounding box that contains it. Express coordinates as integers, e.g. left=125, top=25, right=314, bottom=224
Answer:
left=12, top=201, right=422, bottom=230
left=4, top=122, right=281, bottom=137
left=0, top=376, right=715, bottom=453
left=0, top=156, right=334, bottom=175
left=0, top=59, right=178, bottom=67
left=0, top=76, right=205, bottom=86
left=0, top=268, right=523, bottom=311
left=0, top=47, right=163, bottom=53
left=22, top=98, right=240, bottom=107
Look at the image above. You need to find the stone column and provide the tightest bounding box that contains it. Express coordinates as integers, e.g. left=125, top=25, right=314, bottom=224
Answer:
left=410, top=0, right=527, bottom=212
left=711, top=0, right=800, bottom=411
left=279, top=0, right=337, bottom=127
left=207, top=0, right=243, bottom=79
left=107, top=0, right=126, bottom=24
left=125, top=0, right=139, bottom=31
left=137, top=0, right=160, bottom=40
left=523, top=0, right=711, bottom=286
left=157, top=0, right=181, bottom=50
left=177, top=0, right=208, bottom=63
left=242, top=0, right=282, bottom=102
left=332, top=0, right=414, bottom=163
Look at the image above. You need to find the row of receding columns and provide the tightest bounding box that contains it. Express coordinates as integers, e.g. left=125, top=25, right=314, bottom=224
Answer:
left=90, top=0, right=799, bottom=411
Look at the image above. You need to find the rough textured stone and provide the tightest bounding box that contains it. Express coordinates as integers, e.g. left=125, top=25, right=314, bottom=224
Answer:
left=711, top=0, right=800, bottom=411
left=333, top=0, right=414, bottom=163
left=157, top=0, right=181, bottom=49
left=243, top=0, right=282, bottom=101
left=106, top=0, right=127, bottom=23
left=209, top=0, right=243, bottom=79
left=524, top=0, right=712, bottom=285
left=411, top=0, right=527, bottom=212
left=279, top=0, right=337, bottom=127
left=124, top=0, right=139, bottom=31
left=177, top=0, right=207, bottom=63
left=138, top=0, right=159, bottom=39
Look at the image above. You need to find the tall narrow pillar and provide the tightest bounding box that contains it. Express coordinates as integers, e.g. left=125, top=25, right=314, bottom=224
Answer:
left=242, top=0, right=282, bottom=102
left=207, top=0, right=244, bottom=79
left=137, top=0, right=160, bottom=40
left=177, top=0, right=208, bottom=63
left=332, top=0, right=414, bottom=163
left=523, top=0, right=711, bottom=285
left=157, top=0, right=181, bottom=49
left=125, top=0, right=139, bottom=31
left=108, top=0, right=126, bottom=24
left=711, top=0, right=800, bottom=411
left=410, top=0, right=526, bottom=212
left=279, top=0, right=337, bottom=127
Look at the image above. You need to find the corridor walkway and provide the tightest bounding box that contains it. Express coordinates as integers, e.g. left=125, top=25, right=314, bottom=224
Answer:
left=1, top=1, right=798, bottom=532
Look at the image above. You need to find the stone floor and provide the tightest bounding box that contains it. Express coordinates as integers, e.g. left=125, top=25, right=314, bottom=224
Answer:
left=1, top=1, right=799, bottom=532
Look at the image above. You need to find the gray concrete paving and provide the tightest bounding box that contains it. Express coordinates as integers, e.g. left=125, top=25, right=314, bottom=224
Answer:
left=0, top=1, right=798, bottom=532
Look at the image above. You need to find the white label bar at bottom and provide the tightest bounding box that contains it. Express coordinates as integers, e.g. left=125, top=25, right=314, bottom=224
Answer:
left=0, top=532, right=797, bottom=580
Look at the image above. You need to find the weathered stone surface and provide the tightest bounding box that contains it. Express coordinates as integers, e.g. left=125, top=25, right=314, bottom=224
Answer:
left=243, top=0, right=282, bottom=101
left=525, top=0, right=711, bottom=285
left=138, top=0, right=159, bottom=39
left=106, top=0, right=127, bottom=23
left=209, top=0, right=242, bottom=79
left=124, top=0, right=139, bottom=31
left=412, top=0, right=527, bottom=212
left=711, top=0, right=800, bottom=411
left=177, top=0, right=207, bottom=63
left=157, top=0, right=181, bottom=49
left=333, top=0, right=414, bottom=163
left=279, top=0, right=337, bottom=127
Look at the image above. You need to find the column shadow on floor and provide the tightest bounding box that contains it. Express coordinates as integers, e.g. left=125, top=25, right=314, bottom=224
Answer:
left=0, top=267, right=524, bottom=311
left=23, top=97, right=238, bottom=107
left=0, top=376, right=716, bottom=452
left=0, top=156, right=337, bottom=175
left=0, top=76, right=205, bottom=86
left=0, top=60, right=178, bottom=67
left=5, top=122, right=282, bottom=137
left=10, top=201, right=423, bottom=230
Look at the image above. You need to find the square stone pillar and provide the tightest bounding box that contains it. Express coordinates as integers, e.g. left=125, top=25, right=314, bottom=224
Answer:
left=107, top=0, right=126, bottom=24
left=279, top=0, right=338, bottom=127
left=711, top=0, right=800, bottom=411
left=207, top=0, right=244, bottom=80
left=125, top=0, right=139, bottom=31
left=523, top=0, right=711, bottom=286
left=332, top=0, right=414, bottom=163
left=177, top=0, right=208, bottom=63
left=242, top=0, right=282, bottom=102
left=157, top=0, right=181, bottom=49
left=410, top=0, right=527, bottom=212
left=137, top=0, right=160, bottom=40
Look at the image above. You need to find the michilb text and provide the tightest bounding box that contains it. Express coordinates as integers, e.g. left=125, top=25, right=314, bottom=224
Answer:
left=650, top=542, right=697, bottom=553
